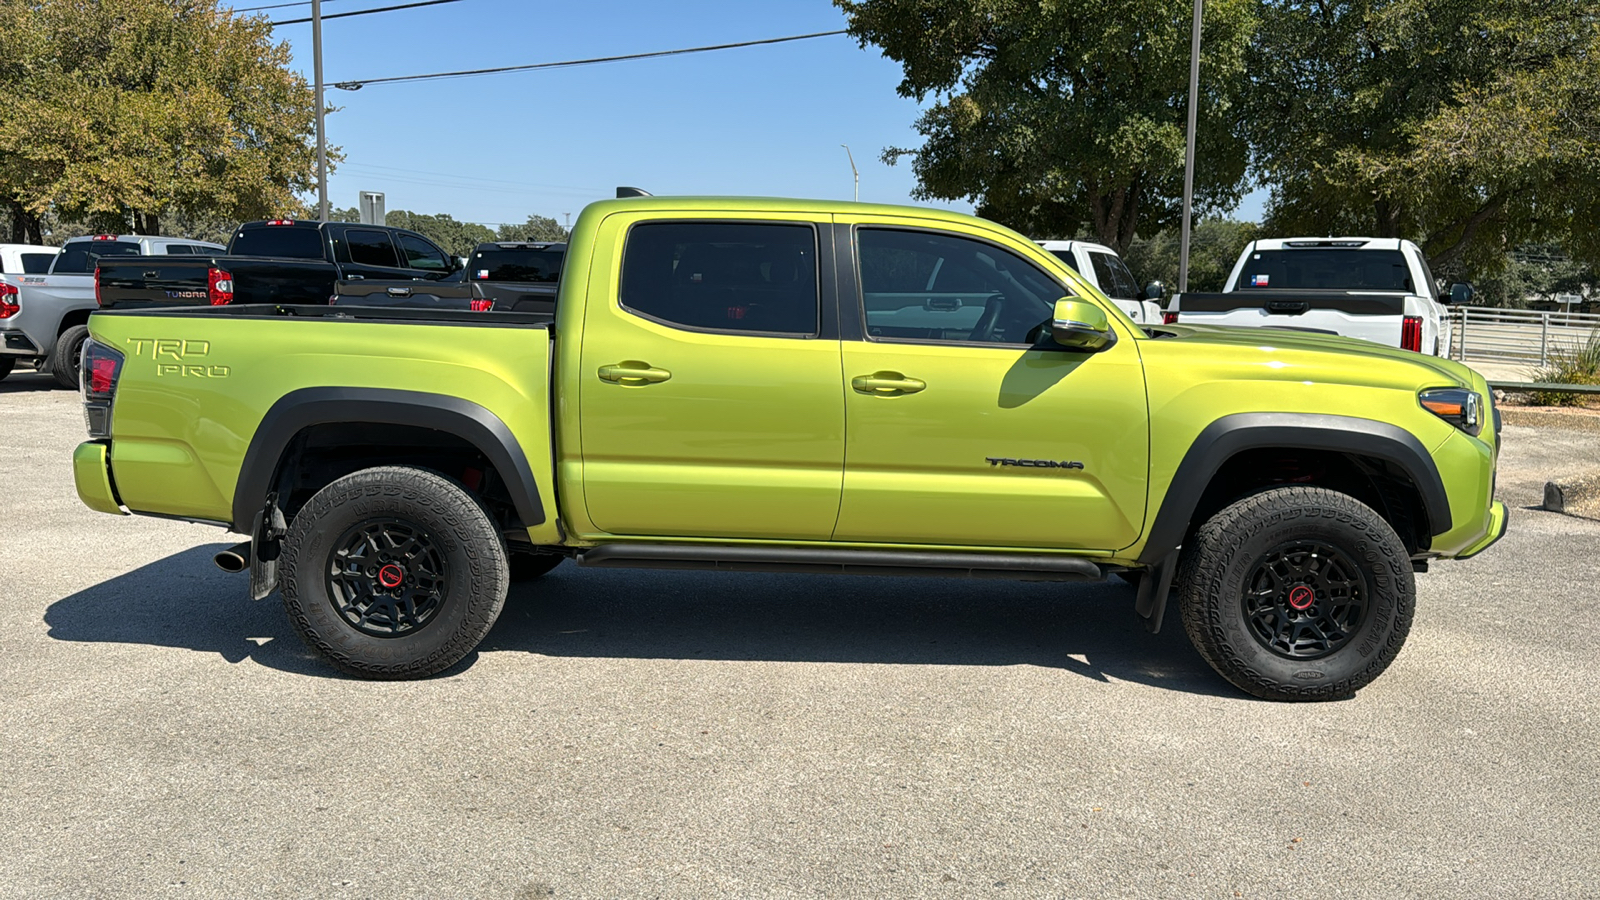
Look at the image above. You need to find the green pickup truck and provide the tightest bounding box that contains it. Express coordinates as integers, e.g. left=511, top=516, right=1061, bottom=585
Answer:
left=71, top=196, right=1506, bottom=700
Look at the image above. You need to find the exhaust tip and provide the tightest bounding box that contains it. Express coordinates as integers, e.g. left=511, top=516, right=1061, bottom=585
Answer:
left=214, top=542, right=250, bottom=573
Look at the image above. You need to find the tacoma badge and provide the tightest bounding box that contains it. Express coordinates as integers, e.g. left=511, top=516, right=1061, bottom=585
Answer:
left=986, top=457, right=1085, bottom=470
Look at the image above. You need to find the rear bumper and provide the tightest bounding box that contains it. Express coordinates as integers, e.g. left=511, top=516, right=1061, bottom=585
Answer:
left=1, top=330, right=42, bottom=356
left=73, top=441, right=127, bottom=516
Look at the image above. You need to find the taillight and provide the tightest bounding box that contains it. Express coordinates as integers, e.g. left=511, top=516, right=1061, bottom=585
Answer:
left=94, top=267, right=103, bottom=306
left=0, top=283, right=18, bottom=318
left=208, top=267, right=234, bottom=305
left=81, top=338, right=125, bottom=439
left=1162, top=311, right=1179, bottom=324
left=1400, top=315, right=1423, bottom=352
left=469, top=298, right=494, bottom=311
left=92, top=234, right=117, bottom=241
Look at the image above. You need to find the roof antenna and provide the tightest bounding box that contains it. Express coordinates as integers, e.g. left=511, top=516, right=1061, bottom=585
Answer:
left=616, top=186, right=651, bottom=198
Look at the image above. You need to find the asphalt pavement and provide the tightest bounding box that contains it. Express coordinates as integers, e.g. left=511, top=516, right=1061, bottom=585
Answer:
left=1, top=368, right=1597, bottom=899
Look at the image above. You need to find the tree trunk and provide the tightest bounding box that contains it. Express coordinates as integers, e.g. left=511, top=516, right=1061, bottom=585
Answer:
left=133, top=210, right=161, bottom=235
left=1373, top=199, right=1403, bottom=238
left=8, top=201, right=42, bottom=245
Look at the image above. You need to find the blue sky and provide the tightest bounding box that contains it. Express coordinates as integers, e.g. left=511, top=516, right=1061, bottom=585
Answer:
left=263, top=0, right=1267, bottom=229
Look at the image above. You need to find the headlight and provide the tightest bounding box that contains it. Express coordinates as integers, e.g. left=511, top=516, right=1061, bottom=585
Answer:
left=1419, top=387, right=1482, bottom=436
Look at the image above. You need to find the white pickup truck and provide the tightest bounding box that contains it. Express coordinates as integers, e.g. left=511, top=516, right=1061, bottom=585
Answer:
left=0, top=233, right=222, bottom=386
left=1165, top=237, right=1472, bottom=356
left=1035, top=240, right=1165, bottom=325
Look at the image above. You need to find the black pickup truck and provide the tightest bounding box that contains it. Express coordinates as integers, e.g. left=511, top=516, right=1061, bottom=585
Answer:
left=333, top=240, right=565, bottom=313
left=94, top=220, right=463, bottom=308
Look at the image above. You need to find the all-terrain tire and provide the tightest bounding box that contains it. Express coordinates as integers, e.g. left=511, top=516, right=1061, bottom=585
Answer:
left=509, top=551, right=564, bottom=582
left=280, top=466, right=510, bottom=679
left=1177, top=486, right=1415, bottom=701
left=0, top=357, right=13, bottom=382
left=51, top=324, right=89, bottom=389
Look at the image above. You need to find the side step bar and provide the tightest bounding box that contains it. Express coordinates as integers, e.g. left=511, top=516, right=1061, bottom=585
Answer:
left=578, top=543, right=1106, bottom=582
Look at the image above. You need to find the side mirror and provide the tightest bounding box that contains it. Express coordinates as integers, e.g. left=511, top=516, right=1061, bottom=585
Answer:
left=1449, top=282, right=1475, bottom=305
left=1049, top=298, right=1114, bottom=351
left=1142, top=281, right=1166, bottom=301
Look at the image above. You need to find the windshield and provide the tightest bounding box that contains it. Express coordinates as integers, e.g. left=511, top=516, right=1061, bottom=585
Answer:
left=1237, top=249, right=1413, bottom=291
left=230, top=226, right=325, bottom=259
left=51, top=241, right=143, bottom=274
left=471, top=247, right=564, bottom=283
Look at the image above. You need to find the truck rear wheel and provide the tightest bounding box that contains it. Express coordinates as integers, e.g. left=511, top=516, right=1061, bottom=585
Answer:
left=279, top=466, right=510, bottom=679
left=1176, top=486, right=1415, bottom=701
left=52, top=324, right=89, bottom=389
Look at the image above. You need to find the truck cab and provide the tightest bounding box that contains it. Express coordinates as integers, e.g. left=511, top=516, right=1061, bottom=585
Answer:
left=1035, top=239, right=1164, bottom=325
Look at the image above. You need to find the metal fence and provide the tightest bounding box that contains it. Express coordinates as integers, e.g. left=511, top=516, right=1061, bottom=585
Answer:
left=1446, top=307, right=1600, bottom=365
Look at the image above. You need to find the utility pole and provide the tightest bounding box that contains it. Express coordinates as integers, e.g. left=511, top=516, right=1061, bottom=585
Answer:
left=1177, top=0, right=1203, bottom=292
left=841, top=144, right=859, bottom=202
left=564, top=212, right=571, bottom=233
left=312, top=0, right=329, bottom=221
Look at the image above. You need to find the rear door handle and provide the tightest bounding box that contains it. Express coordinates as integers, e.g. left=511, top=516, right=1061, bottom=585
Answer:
left=598, top=362, right=672, bottom=385
left=852, top=372, right=926, bottom=394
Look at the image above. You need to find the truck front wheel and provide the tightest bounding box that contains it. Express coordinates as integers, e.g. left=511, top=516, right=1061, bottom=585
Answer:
left=279, top=466, right=510, bottom=679
left=1176, top=486, right=1415, bottom=701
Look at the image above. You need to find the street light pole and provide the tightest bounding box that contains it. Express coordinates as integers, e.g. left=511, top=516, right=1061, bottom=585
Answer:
left=312, top=0, right=329, bottom=221
left=841, top=144, right=859, bottom=202
left=1178, top=0, right=1203, bottom=292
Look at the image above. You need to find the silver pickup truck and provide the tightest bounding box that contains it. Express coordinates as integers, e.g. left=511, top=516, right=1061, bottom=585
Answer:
left=0, top=234, right=222, bottom=386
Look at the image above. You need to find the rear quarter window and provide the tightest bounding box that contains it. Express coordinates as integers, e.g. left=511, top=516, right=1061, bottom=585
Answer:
left=20, top=253, right=54, bottom=274
left=620, top=221, right=819, bottom=336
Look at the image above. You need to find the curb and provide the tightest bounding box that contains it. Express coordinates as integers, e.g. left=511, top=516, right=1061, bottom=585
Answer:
left=1499, top=406, right=1600, bottom=434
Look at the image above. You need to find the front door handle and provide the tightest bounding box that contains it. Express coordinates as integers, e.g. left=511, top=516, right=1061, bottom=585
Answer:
left=598, top=362, right=672, bottom=385
left=387, top=286, right=412, bottom=297
left=852, top=372, right=926, bottom=395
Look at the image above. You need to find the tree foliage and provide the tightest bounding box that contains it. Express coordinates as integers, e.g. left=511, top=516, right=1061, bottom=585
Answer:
left=837, top=0, right=1256, bottom=253
left=327, top=208, right=569, bottom=259
left=1124, top=218, right=1260, bottom=292
left=495, top=215, right=568, bottom=244
left=1248, top=0, right=1600, bottom=277
left=0, top=0, right=322, bottom=242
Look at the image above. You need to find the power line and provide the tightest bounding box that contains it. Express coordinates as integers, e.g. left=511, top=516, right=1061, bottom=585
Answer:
left=332, top=29, right=849, bottom=90
left=270, top=0, right=462, bottom=26
left=232, top=0, right=350, bottom=12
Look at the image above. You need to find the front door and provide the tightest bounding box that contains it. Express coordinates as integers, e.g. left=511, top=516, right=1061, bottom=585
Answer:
left=577, top=215, right=845, bottom=540
left=834, top=220, right=1149, bottom=551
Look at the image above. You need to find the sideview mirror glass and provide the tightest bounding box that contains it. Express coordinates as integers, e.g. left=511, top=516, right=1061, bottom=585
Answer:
left=1449, top=282, right=1475, bottom=305
left=1049, top=298, right=1113, bottom=351
left=1142, top=281, right=1166, bottom=301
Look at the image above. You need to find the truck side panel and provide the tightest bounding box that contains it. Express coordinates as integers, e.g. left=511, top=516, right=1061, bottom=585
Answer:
left=87, top=310, right=560, bottom=544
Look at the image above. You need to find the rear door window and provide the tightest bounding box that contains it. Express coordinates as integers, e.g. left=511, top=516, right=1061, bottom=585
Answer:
left=620, top=221, right=819, bottom=336
left=229, top=226, right=326, bottom=259
left=20, top=253, right=55, bottom=274
left=51, top=241, right=144, bottom=274
left=1089, top=252, right=1139, bottom=300
left=346, top=230, right=401, bottom=268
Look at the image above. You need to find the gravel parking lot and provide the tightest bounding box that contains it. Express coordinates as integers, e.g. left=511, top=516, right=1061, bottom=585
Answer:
left=2, top=368, right=1597, bottom=899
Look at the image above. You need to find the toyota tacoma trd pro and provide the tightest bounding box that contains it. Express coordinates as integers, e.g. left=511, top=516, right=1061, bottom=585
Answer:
left=71, top=196, right=1507, bottom=700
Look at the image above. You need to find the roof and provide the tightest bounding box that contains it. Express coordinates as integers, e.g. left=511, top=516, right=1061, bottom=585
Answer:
left=1251, top=237, right=1412, bottom=252
left=577, top=195, right=997, bottom=229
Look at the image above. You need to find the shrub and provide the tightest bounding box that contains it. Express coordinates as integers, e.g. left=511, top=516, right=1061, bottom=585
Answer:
left=1529, top=328, right=1600, bottom=406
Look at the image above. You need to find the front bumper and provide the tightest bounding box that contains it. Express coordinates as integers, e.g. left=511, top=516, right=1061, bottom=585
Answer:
left=73, top=441, right=126, bottom=516
left=1457, top=500, right=1507, bottom=559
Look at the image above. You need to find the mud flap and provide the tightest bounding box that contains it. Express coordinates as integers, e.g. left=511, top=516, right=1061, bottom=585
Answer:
left=250, top=496, right=287, bottom=601
left=1134, top=549, right=1180, bottom=634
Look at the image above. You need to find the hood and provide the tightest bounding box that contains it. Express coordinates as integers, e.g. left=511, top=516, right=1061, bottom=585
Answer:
left=1147, top=323, right=1479, bottom=388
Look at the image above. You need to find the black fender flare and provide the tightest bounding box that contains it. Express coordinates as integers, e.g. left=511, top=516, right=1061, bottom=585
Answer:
left=232, top=387, right=546, bottom=531
left=1136, top=412, right=1451, bottom=565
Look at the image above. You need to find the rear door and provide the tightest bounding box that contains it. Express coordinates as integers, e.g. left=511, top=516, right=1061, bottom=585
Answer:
left=834, top=216, right=1149, bottom=551
left=575, top=213, right=845, bottom=540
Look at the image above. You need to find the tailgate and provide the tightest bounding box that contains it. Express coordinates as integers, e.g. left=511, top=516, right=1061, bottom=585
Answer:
left=96, top=257, right=212, bottom=307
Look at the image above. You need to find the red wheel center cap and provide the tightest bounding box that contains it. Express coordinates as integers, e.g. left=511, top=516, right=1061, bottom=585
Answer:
left=1288, top=585, right=1316, bottom=611
left=377, top=564, right=405, bottom=588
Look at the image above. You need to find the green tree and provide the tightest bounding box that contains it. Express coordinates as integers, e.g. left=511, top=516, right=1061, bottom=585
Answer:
left=836, top=0, right=1256, bottom=253
left=0, top=0, right=322, bottom=241
left=383, top=210, right=495, bottom=258
left=496, top=215, right=568, bottom=243
left=1247, top=0, right=1600, bottom=278
left=1123, top=218, right=1260, bottom=292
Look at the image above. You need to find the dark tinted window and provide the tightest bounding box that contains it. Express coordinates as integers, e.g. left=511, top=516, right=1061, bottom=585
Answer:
left=620, top=222, right=818, bottom=335
left=859, top=229, right=1063, bottom=345
left=1238, top=249, right=1413, bottom=291
left=346, top=230, right=400, bottom=268
left=1089, top=251, right=1139, bottom=300
left=397, top=234, right=449, bottom=271
left=52, top=241, right=143, bottom=274
left=230, top=226, right=325, bottom=259
left=472, top=247, right=564, bottom=283
left=162, top=244, right=199, bottom=255
left=20, top=253, right=55, bottom=274
left=1047, top=249, right=1080, bottom=272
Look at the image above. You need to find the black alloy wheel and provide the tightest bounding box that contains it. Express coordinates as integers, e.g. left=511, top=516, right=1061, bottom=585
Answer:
left=1241, top=541, right=1366, bottom=660
left=327, top=519, right=449, bottom=637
